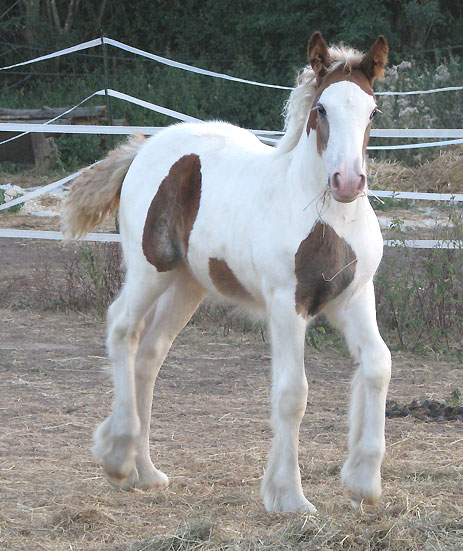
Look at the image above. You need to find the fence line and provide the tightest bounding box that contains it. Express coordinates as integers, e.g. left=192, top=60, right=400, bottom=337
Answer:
left=1, top=39, right=463, bottom=249
left=5, top=119, right=463, bottom=140
left=0, top=228, right=460, bottom=249
left=1, top=36, right=463, bottom=96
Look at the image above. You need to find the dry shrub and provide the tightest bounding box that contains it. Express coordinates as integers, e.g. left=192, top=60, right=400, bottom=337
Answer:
left=30, top=242, right=123, bottom=316
left=192, top=300, right=265, bottom=337
left=375, top=223, right=463, bottom=354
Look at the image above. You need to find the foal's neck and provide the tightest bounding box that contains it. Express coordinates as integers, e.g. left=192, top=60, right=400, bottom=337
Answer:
left=277, top=132, right=368, bottom=226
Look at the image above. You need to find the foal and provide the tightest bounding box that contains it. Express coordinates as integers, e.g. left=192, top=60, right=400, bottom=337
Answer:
left=62, top=31, right=391, bottom=513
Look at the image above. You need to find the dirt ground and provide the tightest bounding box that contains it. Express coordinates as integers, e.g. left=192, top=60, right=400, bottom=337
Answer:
left=1, top=240, right=463, bottom=550
left=1, top=182, right=463, bottom=550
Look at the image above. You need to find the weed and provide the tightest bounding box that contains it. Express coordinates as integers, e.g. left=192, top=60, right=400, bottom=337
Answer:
left=369, top=196, right=413, bottom=212
left=375, top=213, right=463, bottom=354
left=0, top=188, right=22, bottom=213
left=449, top=389, right=462, bottom=407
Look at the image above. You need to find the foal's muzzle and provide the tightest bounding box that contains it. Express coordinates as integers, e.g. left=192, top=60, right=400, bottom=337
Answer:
left=329, top=171, right=366, bottom=203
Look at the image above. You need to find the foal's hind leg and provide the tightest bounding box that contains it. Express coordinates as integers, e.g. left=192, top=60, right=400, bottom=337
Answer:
left=325, top=281, right=391, bottom=508
left=92, top=267, right=172, bottom=485
left=123, top=268, right=205, bottom=490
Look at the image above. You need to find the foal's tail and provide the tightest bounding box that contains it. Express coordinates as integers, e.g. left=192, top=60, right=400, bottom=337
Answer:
left=61, top=133, right=146, bottom=239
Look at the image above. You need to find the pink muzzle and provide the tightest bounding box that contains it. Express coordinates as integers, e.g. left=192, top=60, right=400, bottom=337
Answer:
left=329, top=171, right=366, bottom=203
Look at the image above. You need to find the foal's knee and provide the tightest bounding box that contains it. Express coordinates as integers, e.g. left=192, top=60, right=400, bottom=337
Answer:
left=135, top=339, right=170, bottom=383
left=362, top=340, right=391, bottom=388
left=272, top=378, right=308, bottom=423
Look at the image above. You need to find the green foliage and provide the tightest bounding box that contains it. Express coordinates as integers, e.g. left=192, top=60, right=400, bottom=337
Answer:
left=1, top=0, right=462, bottom=169
left=449, top=388, right=461, bottom=406
left=369, top=196, right=412, bottom=211
left=375, top=214, right=463, bottom=355
left=0, top=188, right=22, bottom=213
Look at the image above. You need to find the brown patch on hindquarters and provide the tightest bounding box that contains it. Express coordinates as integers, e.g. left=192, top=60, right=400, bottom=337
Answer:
left=142, top=154, right=201, bottom=272
left=295, top=221, right=356, bottom=317
left=209, top=258, right=253, bottom=301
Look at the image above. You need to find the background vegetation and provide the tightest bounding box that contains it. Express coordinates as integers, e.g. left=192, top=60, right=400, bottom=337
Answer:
left=1, top=1, right=463, bottom=356
left=1, top=1, right=463, bottom=166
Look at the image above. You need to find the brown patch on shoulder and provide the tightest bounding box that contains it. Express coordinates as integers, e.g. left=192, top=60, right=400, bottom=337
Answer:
left=295, top=222, right=356, bottom=317
left=142, top=154, right=201, bottom=272
left=209, top=258, right=252, bottom=301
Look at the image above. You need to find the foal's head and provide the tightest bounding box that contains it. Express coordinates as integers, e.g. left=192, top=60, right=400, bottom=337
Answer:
left=306, top=32, right=388, bottom=203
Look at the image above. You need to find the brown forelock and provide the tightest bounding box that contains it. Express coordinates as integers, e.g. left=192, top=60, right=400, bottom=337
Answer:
left=209, top=258, right=253, bottom=301
left=306, top=66, right=375, bottom=150
left=295, top=221, right=356, bottom=317
left=142, top=154, right=202, bottom=272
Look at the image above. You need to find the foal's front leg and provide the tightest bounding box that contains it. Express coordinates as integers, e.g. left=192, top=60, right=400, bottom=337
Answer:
left=326, top=281, right=391, bottom=508
left=261, top=293, right=316, bottom=513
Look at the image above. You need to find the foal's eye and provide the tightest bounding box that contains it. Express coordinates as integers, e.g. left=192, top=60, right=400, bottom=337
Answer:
left=370, top=108, right=379, bottom=120
left=317, top=103, right=327, bottom=117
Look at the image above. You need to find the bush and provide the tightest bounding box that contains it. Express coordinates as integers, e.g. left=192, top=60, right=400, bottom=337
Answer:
left=375, top=214, right=463, bottom=355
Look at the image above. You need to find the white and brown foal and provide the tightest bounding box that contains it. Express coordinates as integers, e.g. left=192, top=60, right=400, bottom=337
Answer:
left=62, top=31, right=391, bottom=513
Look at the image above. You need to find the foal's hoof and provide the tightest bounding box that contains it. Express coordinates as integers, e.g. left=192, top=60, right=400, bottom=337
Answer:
left=264, top=493, right=318, bottom=514
left=341, top=462, right=381, bottom=509
left=262, top=480, right=317, bottom=513
left=92, top=420, right=138, bottom=483
left=119, top=465, right=170, bottom=491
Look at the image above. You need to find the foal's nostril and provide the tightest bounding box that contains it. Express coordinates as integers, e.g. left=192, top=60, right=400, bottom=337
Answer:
left=357, top=174, right=366, bottom=192
left=332, top=172, right=341, bottom=191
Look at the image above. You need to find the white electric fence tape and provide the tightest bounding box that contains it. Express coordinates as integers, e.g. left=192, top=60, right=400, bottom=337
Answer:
left=376, top=85, right=463, bottom=96
left=368, top=189, right=463, bottom=202
left=0, top=228, right=120, bottom=242
left=0, top=36, right=461, bottom=97
left=0, top=228, right=459, bottom=249
left=0, top=38, right=101, bottom=71
left=0, top=90, right=104, bottom=146
left=1, top=39, right=463, bottom=248
left=4, top=120, right=463, bottom=140
left=2, top=84, right=463, bottom=149
left=95, top=89, right=202, bottom=122
left=102, top=38, right=293, bottom=90
left=384, top=239, right=463, bottom=249
left=0, top=162, right=98, bottom=212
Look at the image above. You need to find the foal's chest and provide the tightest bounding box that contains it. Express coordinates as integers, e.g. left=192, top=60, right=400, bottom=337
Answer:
left=294, top=221, right=356, bottom=317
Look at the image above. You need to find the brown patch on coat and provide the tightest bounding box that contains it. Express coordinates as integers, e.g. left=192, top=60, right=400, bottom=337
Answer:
left=209, top=258, right=253, bottom=301
left=295, top=221, right=356, bottom=317
left=307, top=104, right=330, bottom=154
left=363, top=123, right=371, bottom=161
left=142, top=154, right=201, bottom=272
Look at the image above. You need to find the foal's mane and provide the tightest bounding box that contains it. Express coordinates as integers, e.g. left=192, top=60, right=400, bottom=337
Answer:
left=277, top=45, right=364, bottom=154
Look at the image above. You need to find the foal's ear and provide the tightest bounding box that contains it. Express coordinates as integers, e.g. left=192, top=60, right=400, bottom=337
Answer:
left=360, top=35, right=388, bottom=83
left=308, top=31, right=330, bottom=83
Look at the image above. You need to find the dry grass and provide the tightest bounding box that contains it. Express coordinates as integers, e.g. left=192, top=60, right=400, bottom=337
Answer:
left=1, top=308, right=462, bottom=551
left=369, top=147, right=463, bottom=193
